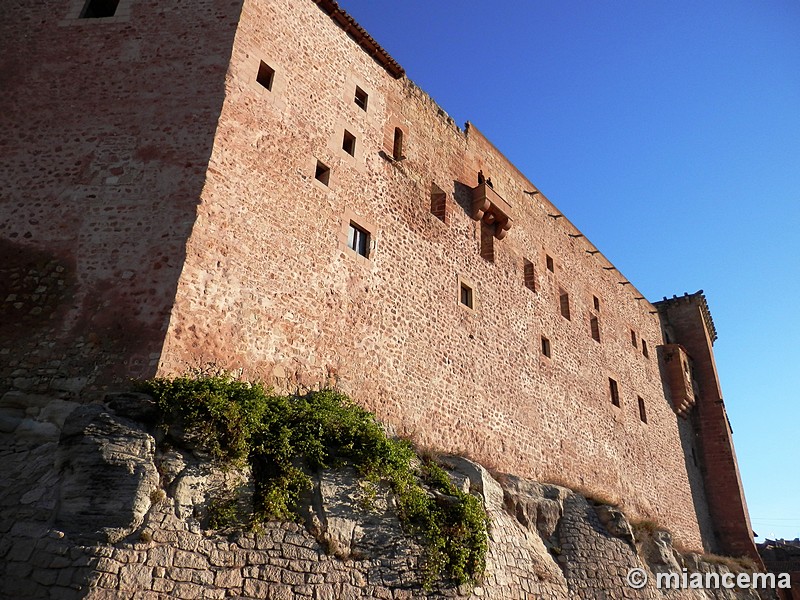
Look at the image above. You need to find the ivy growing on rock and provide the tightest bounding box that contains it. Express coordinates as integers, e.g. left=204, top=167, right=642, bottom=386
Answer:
left=136, top=372, right=488, bottom=588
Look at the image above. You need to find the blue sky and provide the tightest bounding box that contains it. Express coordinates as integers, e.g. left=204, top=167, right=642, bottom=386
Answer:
left=337, top=0, right=800, bottom=542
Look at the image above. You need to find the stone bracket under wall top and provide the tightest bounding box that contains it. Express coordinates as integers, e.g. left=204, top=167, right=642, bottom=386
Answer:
left=471, top=183, right=513, bottom=240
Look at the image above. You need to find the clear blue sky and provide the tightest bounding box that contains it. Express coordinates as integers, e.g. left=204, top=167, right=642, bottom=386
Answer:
left=337, top=0, right=800, bottom=542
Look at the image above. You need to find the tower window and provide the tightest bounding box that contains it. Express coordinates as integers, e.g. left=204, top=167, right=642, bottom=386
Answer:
left=541, top=336, right=551, bottom=358
left=392, top=127, right=404, bottom=160
left=80, top=0, right=120, bottom=18
left=256, top=61, right=275, bottom=91
left=593, top=295, right=600, bottom=311
left=430, top=183, right=447, bottom=223
left=546, top=255, right=554, bottom=272
left=523, top=258, right=535, bottom=292
left=314, top=161, right=330, bottom=186
left=460, top=282, right=474, bottom=309
left=631, top=329, right=638, bottom=348
left=642, top=339, right=649, bottom=358
left=347, top=222, right=370, bottom=257
left=590, top=316, right=600, bottom=342
left=480, top=222, right=494, bottom=262
left=638, top=396, right=648, bottom=423
left=609, top=378, right=620, bottom=407
left=342, top=130, right=356, bottom=156
left=354, top=86, right=368, bottom=111
left=559, top=290, right=570, bottom=320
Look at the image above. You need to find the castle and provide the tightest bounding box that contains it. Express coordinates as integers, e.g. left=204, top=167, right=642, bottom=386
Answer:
left=0, top=0, right=757, bottom=562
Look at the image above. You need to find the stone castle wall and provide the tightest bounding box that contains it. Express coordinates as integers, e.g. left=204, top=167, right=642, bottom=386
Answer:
left=0, top=0, right=759, bottom=558
left=157, top=0, right=710, bottom=549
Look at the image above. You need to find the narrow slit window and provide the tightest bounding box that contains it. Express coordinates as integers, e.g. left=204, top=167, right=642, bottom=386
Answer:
left=460, top=282, right=474, bottom=309
left=609, top=378, right=620, bottom=407
left=256, top=61, right=275, bottom=91
left=541, top=336, right=551, bottom=358
left=80, top=0, right=120, bottom=18
left=480, top=222, right=494, bottom=262
left=392, top=127, right=404, bottom=160
left=638, top=396, right=647, bottom=423
left=642, top=339, right=649, bottom=358
left=631, top=329, right=638, bottom=348
left=593, top=295, right=600, bottom=311
left=342, top=130, right=356, bottom=156
left=546, top=255, right=554, bottom=272
left=314, top=161, right=330, bottom=186
left=430, top=183, right=447, bottom=223
left=347, top=222, right=370, bottom=257
left=559, top=289, right=570, bottom=320
left=590, top=316, right=600, bottom=342
left=523, top=258, right=535, bottom=292
left=354, top=86, right=368, bottom=111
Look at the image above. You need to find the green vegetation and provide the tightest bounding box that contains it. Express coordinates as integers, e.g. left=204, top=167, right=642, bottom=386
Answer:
left=137, top=372, right=488, bottom=588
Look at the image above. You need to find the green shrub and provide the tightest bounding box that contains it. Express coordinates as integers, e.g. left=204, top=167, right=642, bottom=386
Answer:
left=136, top=373, right=488, bottom=588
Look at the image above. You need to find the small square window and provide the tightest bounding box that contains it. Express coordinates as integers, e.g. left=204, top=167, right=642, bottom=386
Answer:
left=256, top=61, right=275, bottom=91
left=80, top=0, right=120, bottom=18
left=590, top=315, right=600, bottom=342
left=631, top=329, right=638, bottom=348
left=342, top=130, right=356, bottom=156
left=546, top=255, right=554, bottom=272
left=347, top=222, right=370, bottom=257
left=638, top=396, right=648, bottom=423
left=354, top=86, right=368, bottom=111
left=460, top=282, right=474, bottom=309
left=593, top=295, right=600, bottom=311
left=609, top=378, right=620, bottom=407
left=559, top=289, right=570, bottom=320
left=314, top=161, right=330, bottom=186
left=523, top=258, right=535, bottom=292
left=642, top=339, right=649, bottom=358
left=541, top=336, right=551, bottom=358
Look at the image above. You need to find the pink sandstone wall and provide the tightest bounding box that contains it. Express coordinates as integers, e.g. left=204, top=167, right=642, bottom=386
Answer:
left=157, top=0, right=713, bottom=550
left=0, top=0, right=242, bottom=395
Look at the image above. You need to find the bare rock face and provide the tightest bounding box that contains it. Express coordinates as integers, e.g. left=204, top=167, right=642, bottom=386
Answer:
left=54, top=404, right=159, bottom=542
left=595, top=503, right=636, bottom=543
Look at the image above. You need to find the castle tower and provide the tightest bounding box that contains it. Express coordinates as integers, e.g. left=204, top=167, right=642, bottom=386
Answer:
left=656, top=292, right=760, bottom=562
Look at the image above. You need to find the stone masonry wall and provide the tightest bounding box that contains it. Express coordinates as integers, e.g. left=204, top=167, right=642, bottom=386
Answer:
left=0, top=393, right=777, bottom=600
left=0, top=0, right=243, bottom=395
left=156, top=0, right=711, bottom=549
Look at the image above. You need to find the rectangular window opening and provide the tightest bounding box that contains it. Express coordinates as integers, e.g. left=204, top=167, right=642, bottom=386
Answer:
left=523, top=258, right=536, bottom=292
left=314, top=161, right=330, bottom=186
left=541, top=336, right=551, bottom=358
left=80, top=0, right=120, bottom=18
left=631, top=329, right=638, bottom=348
left=392, top=127, right=404, bottom=160
left=342, top=130, right=356, bottom=156
left=593, top=295, right=600, bottom=311
left=559, top=289, right=570, bottom=320
left=642, top=339, right=649, bottom=358
left=430, top=183, right=447, bottom=223
left=480, top=222, right=494, bottom=262
left=256, top=61, right=275, bottom=91
left=460, top=282, right=474, bottom=309
left=590, top=315, right=600, bottom=342
left=354, top=86, right=368, bottom=111
left=546, top=254, right=554, bottom=272
left=347, top=222, right=370, bottom=258
left=638, top=396, right=648, bottom=423
left=609, top=378, right=620, bottom=407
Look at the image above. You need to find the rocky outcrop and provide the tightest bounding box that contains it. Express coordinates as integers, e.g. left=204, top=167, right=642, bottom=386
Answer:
left=0, top=392, right=779, bottom=599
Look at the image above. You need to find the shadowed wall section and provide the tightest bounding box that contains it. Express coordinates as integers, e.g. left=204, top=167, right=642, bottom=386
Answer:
left=0, top=0, right=244, bottom=395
